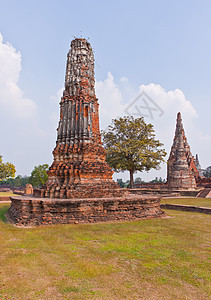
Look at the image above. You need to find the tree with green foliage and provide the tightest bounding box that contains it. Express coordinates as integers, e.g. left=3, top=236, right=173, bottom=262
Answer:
left=102, top=116, right=167, bottom=188
left=117, top=178, right=125, bottom=188
left=203, top=166, right=211, bottom=178
left=134, top=177, right=145, bottom=184
left=29, top=164, right=49, bottom=188
left=0, top=155, right=16, bottom=180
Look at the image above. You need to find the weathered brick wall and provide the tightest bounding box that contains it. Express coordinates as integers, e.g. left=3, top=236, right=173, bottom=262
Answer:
left=134, top=183, right=167, bottom=189
left=7, top=195, right=165, bottom=227
left=161, top=204, right=211, bottom=214
left=34, top=187, right=128, bottom=199
left=130, top=188, right=200, bottom=197
left=25, top=184, right=33, bottom=195
left=0, top=196, right=11, bottom=201
left=0, top=188, right=11, bottom=192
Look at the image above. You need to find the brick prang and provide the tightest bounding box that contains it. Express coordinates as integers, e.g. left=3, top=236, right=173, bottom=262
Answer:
left=7, top=38, right=166, bottom=226
left=167, top=112, right=200, bottom=189
left=34, top=38, right=125, bottom=199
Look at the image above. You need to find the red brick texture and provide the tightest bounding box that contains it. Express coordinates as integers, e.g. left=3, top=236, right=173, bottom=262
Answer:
left=167, top=112, right=202, bottom=189
left=0, top=197, right=10, bottom=201
left=34, top=38, right=126, bottom=199
left=25, top=184, right=33, bottom=195
left=7, top=195, right=165, bottom=227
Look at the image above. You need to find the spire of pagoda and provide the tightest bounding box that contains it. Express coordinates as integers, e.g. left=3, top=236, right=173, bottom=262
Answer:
left=64, top=38, right=95, bottom=97
left=196, top=154, right=199, bottom=164
left=56, top=38, right=100, bottom=147
left=171, top=112, right=185, bottom=149
left=171, top=112, right=189, bottom=168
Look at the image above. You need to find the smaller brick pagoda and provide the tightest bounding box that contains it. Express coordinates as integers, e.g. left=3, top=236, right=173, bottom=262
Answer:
left=167, top=112, right=200, bottom=189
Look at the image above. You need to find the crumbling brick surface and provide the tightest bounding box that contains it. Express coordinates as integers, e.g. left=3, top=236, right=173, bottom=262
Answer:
left=167, top=112, right=202, bottom=190
left=7, top=195, right=165, bottom=227
left=25, top=184, right=33, bottom=195
left=34, top=38, right=126, bottom=199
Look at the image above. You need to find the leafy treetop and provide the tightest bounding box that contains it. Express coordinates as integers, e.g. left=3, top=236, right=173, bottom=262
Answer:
left=29, top=164, right=49, bottom=188
left=0, top=155, right=16, bottom=181
left=102, top=116, right=167, bottom=188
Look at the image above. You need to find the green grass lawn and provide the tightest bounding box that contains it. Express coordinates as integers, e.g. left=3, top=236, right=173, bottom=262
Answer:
left=0, top=204, right=210, bottom=300
left=161, top=197, right=211, bottom=208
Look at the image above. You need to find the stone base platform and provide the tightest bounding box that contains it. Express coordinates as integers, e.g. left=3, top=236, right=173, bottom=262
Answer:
left=7, top=195, right=165, bottom=227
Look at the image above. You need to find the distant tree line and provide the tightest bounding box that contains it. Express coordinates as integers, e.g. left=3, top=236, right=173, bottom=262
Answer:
left=116, top=176, right=166, bottom=188
left=0, top=156, right=49, bottom=188
left=0, top=175, right=30, bottom=188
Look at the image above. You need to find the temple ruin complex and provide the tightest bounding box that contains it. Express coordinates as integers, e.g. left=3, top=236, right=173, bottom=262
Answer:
left=7, top=38, right=165, bottom=226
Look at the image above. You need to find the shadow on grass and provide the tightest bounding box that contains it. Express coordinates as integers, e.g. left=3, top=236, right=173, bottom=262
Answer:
left=0, top=205, right=9, bottom=223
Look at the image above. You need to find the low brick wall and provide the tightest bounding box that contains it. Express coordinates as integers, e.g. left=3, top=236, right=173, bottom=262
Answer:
left=7, top=195, right=165, bottom=227
left=129, top=189, right=180, bottom=197
left=0, top=196, right=11, bottom=202
left=13, top=190, right=24, bottom=196
left=0, top=188, right=11, bottom=192
left=161, top=204, right=211, bottom=215
left=129, top=188, right=200, bottom=197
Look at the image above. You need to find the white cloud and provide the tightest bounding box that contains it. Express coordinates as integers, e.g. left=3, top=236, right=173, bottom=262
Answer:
left=138, top=83, right=197, bottom=124
left=0, top=33, right=37, bottom=119
left=50, top=87, right=63, bottom=103
left=96, top=72, right=125, bottom=129
left=0, top=33, right=47, bottom=175
left=96, top=72, right=210, bottom=181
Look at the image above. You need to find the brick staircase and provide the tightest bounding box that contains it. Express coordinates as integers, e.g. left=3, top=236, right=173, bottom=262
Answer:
left=197, top=188, right=211, bottom=198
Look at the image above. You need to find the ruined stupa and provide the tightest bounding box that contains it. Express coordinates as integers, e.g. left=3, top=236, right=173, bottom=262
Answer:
left=167, top=112, right=200, bottom=189
left=7, top=38, right=165, bottom=226
left=34, top=38, right=123, bottom=199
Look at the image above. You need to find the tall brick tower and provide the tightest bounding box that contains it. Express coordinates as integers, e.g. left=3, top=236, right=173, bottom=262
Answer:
left=167, top=112, right=199, bottom=189
left=8, top=38, right=165, bottom=226
left=36, top=38, right=122, bottom=199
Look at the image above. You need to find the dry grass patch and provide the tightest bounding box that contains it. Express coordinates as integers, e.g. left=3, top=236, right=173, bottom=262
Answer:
left=0, top=203, right=210, bottom=299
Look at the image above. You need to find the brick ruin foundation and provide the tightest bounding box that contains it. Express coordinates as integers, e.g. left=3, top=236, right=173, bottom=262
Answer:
left=7, top=195, right=164, bottom=227
left=7, top=38, right=165, bottom=226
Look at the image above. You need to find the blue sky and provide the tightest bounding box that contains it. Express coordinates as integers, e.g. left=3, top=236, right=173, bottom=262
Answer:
left=0, top=0, right=210, bottom=180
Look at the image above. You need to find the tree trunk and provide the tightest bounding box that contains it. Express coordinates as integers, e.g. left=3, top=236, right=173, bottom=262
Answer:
left=129, top=169, right=134, bottom=188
